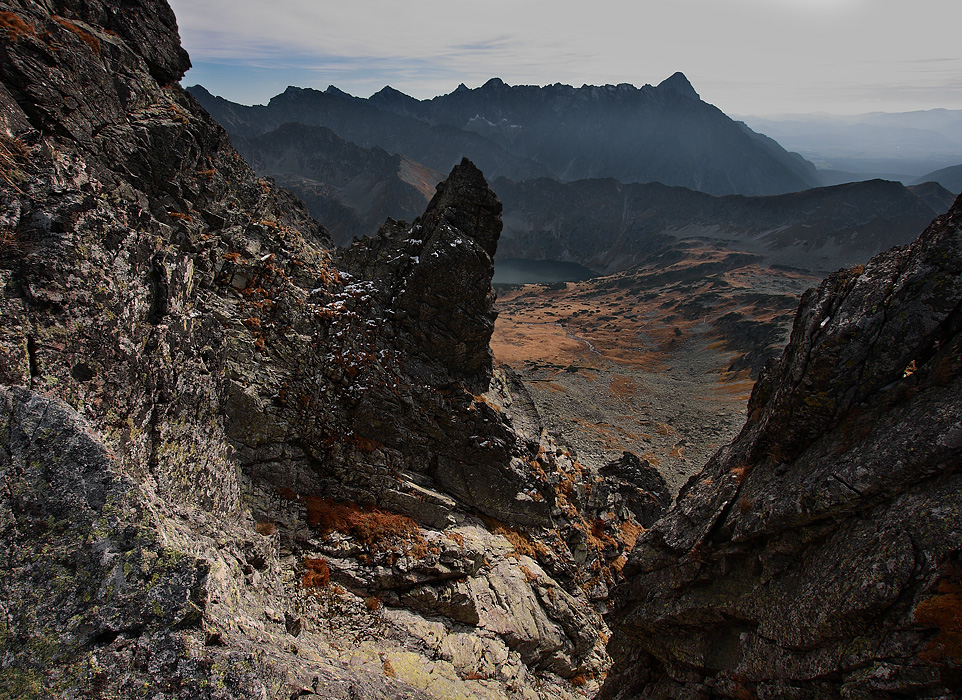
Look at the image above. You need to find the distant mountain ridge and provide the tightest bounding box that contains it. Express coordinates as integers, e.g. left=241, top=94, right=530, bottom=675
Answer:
left=190, top=75, right=821, bottom=197
left=494, top=176, right=952, bottom=274
left=239, top=122, right=441, bottom=245
left=915, top=163, right=962, bottom=195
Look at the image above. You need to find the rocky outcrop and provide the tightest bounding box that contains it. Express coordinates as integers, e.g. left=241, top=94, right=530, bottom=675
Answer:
left=0, top=1, right=665, bottom=697
left=601, top=193, right=962, bottom=699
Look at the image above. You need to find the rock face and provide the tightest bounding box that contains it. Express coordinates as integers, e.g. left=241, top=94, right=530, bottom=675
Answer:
left=601, top=193, right=962, bottom=699
left=0, top=1, right=663, bottom=697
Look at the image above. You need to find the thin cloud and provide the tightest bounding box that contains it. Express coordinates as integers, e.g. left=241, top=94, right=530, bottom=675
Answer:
left=169, top=0, right=962, bottom=113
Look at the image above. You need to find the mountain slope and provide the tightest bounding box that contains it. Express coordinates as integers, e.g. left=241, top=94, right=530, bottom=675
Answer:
left=0, top=2, right=659, bottom=697
left=494, top=176, right=945, bottom=274
left=241, top=122, right=441, bottom=245
left=915, top=163, right=962, bottom=196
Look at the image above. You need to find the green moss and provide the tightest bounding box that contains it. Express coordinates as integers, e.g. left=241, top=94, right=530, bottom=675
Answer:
left=0, top=668, right=47, bottom=699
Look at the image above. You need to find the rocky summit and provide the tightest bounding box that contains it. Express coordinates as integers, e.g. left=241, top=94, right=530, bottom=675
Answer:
left=1, top=1, right=961, bottom=699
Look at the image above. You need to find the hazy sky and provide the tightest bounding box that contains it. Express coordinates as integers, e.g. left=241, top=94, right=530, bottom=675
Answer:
left=167, top=0, right=962, bottom=116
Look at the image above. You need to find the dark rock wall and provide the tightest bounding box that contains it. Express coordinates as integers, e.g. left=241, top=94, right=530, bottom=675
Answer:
left=601, top=194, right=962, bottom=699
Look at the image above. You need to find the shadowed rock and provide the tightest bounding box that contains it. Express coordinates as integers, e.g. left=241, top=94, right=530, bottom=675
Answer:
left=601, top=193, right=962, bottom=699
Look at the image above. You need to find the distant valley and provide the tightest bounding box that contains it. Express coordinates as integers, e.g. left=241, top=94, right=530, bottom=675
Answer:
left=737, top=109, right=962, bottom=186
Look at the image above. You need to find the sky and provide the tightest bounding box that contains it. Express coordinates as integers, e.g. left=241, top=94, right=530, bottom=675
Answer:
left=167, top=0, right=962, bottom=116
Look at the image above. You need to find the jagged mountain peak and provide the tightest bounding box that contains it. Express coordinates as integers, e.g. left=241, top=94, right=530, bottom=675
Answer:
left=198, top=73, right=819, bottom=196
left=657, top=71, right=700, bottom=100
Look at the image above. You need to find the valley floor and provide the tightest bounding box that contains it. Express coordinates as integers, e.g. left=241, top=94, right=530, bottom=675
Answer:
left=491, top=245, right=818, bottom=492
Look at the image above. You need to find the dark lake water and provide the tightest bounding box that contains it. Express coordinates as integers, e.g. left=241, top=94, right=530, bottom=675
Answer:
left=492, top=258, right=599, bottom=285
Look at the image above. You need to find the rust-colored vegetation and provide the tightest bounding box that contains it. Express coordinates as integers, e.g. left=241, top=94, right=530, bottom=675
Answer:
left=53, top=16, right=100, bottom=55
left=915, top=565, right=962, bottom=663
left=301, top=557, right=330, bottom=588
left=481, top=516, right=545, bottom=559
left=730, top=464, right=752, bottom=484
left=254, top=521, right=277, bottom=536
left=303, top=496, right=426, bottom=557
left=0, top=11, right=36, bottom=42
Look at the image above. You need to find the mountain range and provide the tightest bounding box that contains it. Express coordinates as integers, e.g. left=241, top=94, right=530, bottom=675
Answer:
left=494, top=176, right=954, bottom=274
left=190, top=83, right=953, bottom=272
left=738, top=109, right=962, bottom=183
left=190, top=74, right=821, bottom=198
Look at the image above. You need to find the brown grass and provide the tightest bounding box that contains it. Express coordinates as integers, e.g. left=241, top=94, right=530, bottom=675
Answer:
left=0, top=11, right=36, bottom=42
left=481, top=516, right=545, bottom=559
left=304, top=496, right=426, bottom=557
left=609, top=375, right=638, bottom=398
left=916, top=571, right=962, bottom=663
left=254, top=521, right=277, bottom=536
left=53, top=16, right=100, bottom=55
left=619, top=519, right=644, bottom=551
left=301, top=557, right=330, bottom=588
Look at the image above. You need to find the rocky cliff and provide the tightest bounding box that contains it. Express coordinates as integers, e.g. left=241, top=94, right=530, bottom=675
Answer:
left=601, top=193, right=962, bottom=699
left=0, top=1, right=661, bottom=698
